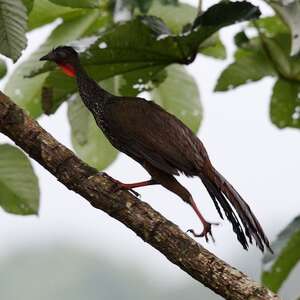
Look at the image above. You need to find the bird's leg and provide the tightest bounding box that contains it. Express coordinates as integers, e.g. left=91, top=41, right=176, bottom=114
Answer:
left=96, top=172, right=157, bottom=197
left=186, top=197, right=219, bottom=243
left=110, top=178, right=157, bottom=197
left=141, top=162, right=218, bottom=242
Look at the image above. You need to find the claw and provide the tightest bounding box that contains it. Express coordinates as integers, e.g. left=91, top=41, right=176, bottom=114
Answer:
left=187, top=222, right=219, bottom=243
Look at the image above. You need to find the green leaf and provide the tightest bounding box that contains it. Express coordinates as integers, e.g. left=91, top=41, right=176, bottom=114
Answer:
left=0, top=58, right=7, bottom=79
left=151, top=64, right=202, bottom=133
left=265, top=0, right=300, bottom=55
left=261, top=33, right=292, bottom=79
left=5, top=10, right=100, bottom=118
left=199, top=34, right=226, bottom=59
left=118, top=66, right=167, bottom=96
left=147, top=1, right=196, bottom=34
left=270, top=78, right=300, bottom=129
left=258, top=29, right=300, bottom=81
left=67, top=91, right=118, bottom=170
left=254, top=16, right=288, bottom=36
left=193, top=1, right=260, bottom=28
left=40, top=1, right=260, bottom=114
left=21, top=0, right=34, bottom=13
left=27, top=0, right=82, bottom=30
left=0, top=144, right=39, bottom=215
left=215, top=42, right=275, bottom=91
left=49, top=0, right=99, bottom=9
left=0, top=0, right=27, bottom=61
left=262, top=216, right=300, bottom=292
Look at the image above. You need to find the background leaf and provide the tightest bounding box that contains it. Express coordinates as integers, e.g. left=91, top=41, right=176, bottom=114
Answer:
left=0, top=144, right=39, bottom=215
left=151, top=64, right=202, bottom=133
left=215, top=39, right=275, bottom=91
left=262, top=216, right=300, bottom=292
left=67, top=92, right=118, bottom=170
left=0, top=0, right=27, bottom=61
left=270, top=78, right=300, bottom=128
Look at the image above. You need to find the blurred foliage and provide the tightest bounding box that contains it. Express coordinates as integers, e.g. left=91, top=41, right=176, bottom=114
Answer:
left=151, top=64, right=202, bottom=133
left=0, top=144, right=39, bottom=215
left=262, top=217, right=300, bottom=293
left=216, top=15, right=300, bottom=129
left=67, top=79, right=119, bottom=170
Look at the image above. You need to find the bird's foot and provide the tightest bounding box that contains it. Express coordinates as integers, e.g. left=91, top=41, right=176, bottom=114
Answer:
left=187, top=221, right=219, bottom=243
left=95, top=172, right=141, bottom=197
left=110, top=180, right=141, bottom=198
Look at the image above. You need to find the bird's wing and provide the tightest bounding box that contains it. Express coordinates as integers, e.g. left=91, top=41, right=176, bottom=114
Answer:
left=103, top=97, right=209, bottom=176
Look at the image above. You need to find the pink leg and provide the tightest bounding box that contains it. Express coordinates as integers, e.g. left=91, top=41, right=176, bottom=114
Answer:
left=187, top=197, right=219, bottom=242
left=110, top=178, right=157, bottom=197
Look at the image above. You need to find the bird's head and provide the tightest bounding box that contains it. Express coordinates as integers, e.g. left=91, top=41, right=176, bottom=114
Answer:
left=40, top=46, right=79, bottom=77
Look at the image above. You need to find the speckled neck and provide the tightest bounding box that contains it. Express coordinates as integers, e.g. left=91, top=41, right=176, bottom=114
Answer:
left=74, top=63, right=113, bottom=114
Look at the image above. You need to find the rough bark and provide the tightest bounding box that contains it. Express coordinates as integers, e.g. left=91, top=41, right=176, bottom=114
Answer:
left=0, top=91, right=281, bottom=300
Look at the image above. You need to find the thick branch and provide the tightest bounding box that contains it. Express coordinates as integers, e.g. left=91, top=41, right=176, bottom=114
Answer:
left=0, top=91, right=280, bottom=300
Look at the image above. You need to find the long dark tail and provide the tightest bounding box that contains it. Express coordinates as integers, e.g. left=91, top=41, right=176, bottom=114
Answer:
left=200, top=167, right=272, bottom=252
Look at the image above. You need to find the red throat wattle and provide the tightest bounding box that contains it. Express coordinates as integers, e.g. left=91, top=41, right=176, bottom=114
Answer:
left=58, top=63, right=76, bottom=77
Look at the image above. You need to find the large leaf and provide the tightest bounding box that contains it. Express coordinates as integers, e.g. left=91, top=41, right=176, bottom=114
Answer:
left=39, top=1, right=260, bottom=115
left=0, top=0, right=27, bottom=61
left=215, top=38, right=276, bottom=91
left=5, top=10, right=100, bottom=118
left=67, top=92, right=118, bottom=170
left=0, top=58, right=7, bottom=79
left=151, top=64, right=202, bottom=133
left=270, top=78, right=300, bottom=128
left=265, top=0, right=300, bottom=55
left=262, top=216, right=300, bottom=292
left=49, top=0, right=99, bottom=8
left=0, top=144, right=39, bottom=215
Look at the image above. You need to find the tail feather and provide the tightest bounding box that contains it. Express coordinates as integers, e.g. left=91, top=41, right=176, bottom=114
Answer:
left=200, top=167, right=272, bottom=252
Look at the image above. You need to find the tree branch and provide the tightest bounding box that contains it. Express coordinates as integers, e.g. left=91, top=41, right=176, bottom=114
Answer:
left=0, top=91, right=280, bottom=300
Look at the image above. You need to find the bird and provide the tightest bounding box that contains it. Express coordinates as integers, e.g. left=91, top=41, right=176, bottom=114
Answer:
left=40, top=46, right=272, bottom=252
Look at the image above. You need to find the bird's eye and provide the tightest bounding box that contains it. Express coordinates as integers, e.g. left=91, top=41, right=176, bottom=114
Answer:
left=58, top=51, right=67, bottom=59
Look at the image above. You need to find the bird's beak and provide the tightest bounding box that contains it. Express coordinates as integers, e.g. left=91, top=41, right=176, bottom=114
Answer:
left=39, top=53, right=53, bottom=61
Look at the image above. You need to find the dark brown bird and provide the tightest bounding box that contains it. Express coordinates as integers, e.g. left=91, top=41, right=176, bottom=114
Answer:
left=40, top=46, right=271, bottom=252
